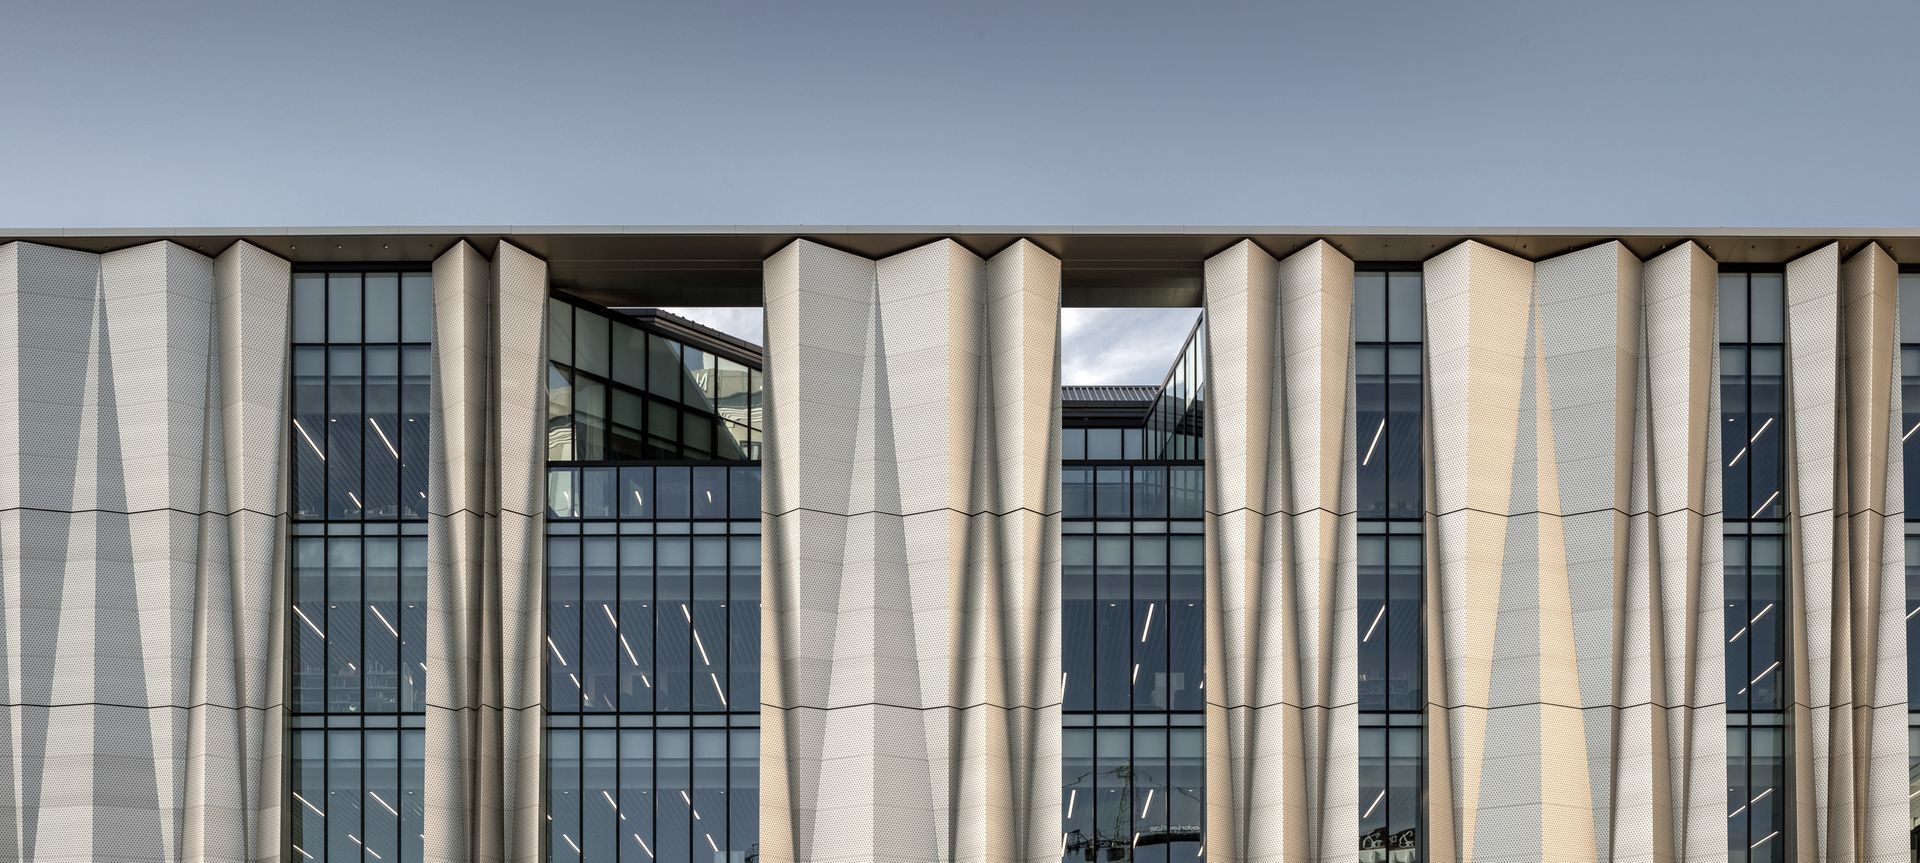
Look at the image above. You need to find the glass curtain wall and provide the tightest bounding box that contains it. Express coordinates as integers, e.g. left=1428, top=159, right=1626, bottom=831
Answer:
left=1061, top=322, right=1207, bottom=863
left=1355, top=270, right=1424, bottom=863
left=546, top=298, right=763, bottom=463
left=1900, top=271, right=1920, bottom=862
left=545, top=297, right=761, bottom=863
left=1721, top=271, right=1788, bottom=863
left=288, top=270, right=434, bottom=863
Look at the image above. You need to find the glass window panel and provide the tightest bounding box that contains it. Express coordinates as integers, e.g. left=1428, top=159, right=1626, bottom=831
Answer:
left=548, top=536, right=581, bottom=713
left=400, top=273, right=433, bottom=343
left=1358, top=536, right=1387, bottom=713
left=363, top=538, right=400, bottom=713
left=1062, top=729, right=1094, bottom=857
left=291, top=732, right=326, bottom=861
left=620, top=467, right=653, bottom=519
left=1748, top=347, right=1783, bottom=520
left=549, top=298, right=574, bottom=368
left=1170, top=467, right=1204, bottom=518
left=1062, top=536, right=1094, bottom=712
left=1725, top=534, right=1751, bottom=714
left=693, top=467, right=727, bottom=519
left=1063, top=467, right=1093, bottom=519
left=619, top=536, right=655, bottom=715
left=655, top=730, right=691, bottom=861
left=326, top=538, right=362, bottom=713
left=1722, top=347, right=1749, bottom=520
left=1357, top=345, right=1387, bottom=520
left=729, top=729, right=759, bottom=860
left=1749, top=273, right=1784, bottom=342
left=362, top=731, right=400, bottom=862
left=718, top=419, right=749, bottom=461
left=619, top=730, right=654, bottom=862
left=1355, top=272, right=1387, bottom=342
left=293, top=347, right=327, bottom=519
left=577, top=377, right=608, bottom=461
left=576, top=308, right=610, bottom=377
left=582, top=467, right=617, bottom=519
left=692, top=538, right=729, bottom=711
left=1095, top=467, right=1129, bottom=519
left=1360, top=728, right=1387, bottom=862
left=1719, top=274, right=1748, bottom=343
left=327, top=348, right=364, bottom=519
left=611, top=387, right=646, bottom=460
left=747, top=368, right=763, bottom=430
left=1088, top=428, right=1123, bottom=460
left=1063, top=427, right=1086, bottom=460
left=363, top=347, right=400, bottom=519
left=1123, top=427, right=1143, bottom=460
left=656, top=538, right=692, bottom=711
left=582, top=730, right=618, bottom=859
left=1132, top=466, right=1169, bottom=519
left=655, top=467, right=690, bottom=520
left=1387, top=536, right=1423, bottom=712
left=1169, top=535, right=1204, bottom=711
left=730, top=535, right=761, bottom=711
left=680, top=344, right=713, bottom=411
left=1748, top=536, right=1784, bottom=711
left=1388, top=728, right=1422, bottom=861
left=1167, top=729, right=1205, bottom=858
left=611, top=323, right=648, bottom=393
left=364, top=273, right=399, bottom=343
left=1388, top=272, right=1423, bottom=342
left=549, top=729, right=581, bottom=863
left=548, top=467, right=579, bottom=520
left=292, top=538, right=327, bottom=713
left=400, top=346, right=431, bottom=518
left=646, top=399, right=680, bottom=456
left=401, top=538, right=427, bottom=712
left=327, top=273, right=361, bottom=343
left=293, top=274, right=327, bottom=343
left=682, top=412, right=714, bottom=459
left=1902, top=275, right=1920, bottom=338
left=729, top=467, right=759, bottom=520
left=583, top=538, right=619, bottom=713
left=1133, top=536, right=1169, bottom=710
left=1908, top=536, right=1920, bottom=708
left=1095, top=536, right=1131, bottom=711
left=1387, top=346, right=1422, bottom=520
left=326, top=730, right=361, bottom=863
left=1904, top=348, right=1920, bottom=516
left=548, top=363, right=574, bottom=461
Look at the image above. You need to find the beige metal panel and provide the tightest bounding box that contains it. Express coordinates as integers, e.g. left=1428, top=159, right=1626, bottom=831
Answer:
left=1780, top=240, right=1907, bottom=862
left=0, top=241, right=291, bottom=861
left=423, top=240, right=549, bottom=863
left=1637, top=241, right=1725, bottom=863
left=1413, top=239, right=1728, bottom=863
left=761, top=238, right=1061, bottom=863
left=1199, top=239, right=1356, bottom=862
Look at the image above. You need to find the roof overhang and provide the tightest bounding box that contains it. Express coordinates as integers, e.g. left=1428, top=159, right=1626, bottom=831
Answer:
left=4, top=225, right=1913, bottom=307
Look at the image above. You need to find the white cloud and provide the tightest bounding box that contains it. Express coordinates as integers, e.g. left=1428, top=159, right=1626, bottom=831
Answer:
left=1060, top=308, right=1200, bottom=386
left=657, top=307, right=765, bottom=346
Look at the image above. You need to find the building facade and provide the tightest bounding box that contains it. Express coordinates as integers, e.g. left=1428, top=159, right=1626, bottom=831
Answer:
left=0, top=227, right=1908, bottom=863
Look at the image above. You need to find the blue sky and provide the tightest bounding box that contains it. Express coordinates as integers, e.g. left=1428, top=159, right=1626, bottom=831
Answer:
left=5, top=0, right=1912, bottom=377
left=3, top=0, right=1913, bottom=229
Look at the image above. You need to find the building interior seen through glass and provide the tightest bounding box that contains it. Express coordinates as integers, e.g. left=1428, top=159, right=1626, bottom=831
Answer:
left=1354, top=270, right=1425, bottom=863
left=545, top=296, right=762, bottom=863
left=1899, top=271, right=1920, bottom=862
left=1060, top=312, right=1207, bottom=862
left=288, top=270, right=434, bottom=863
left=1720, top=270, right=1787, bottom=863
